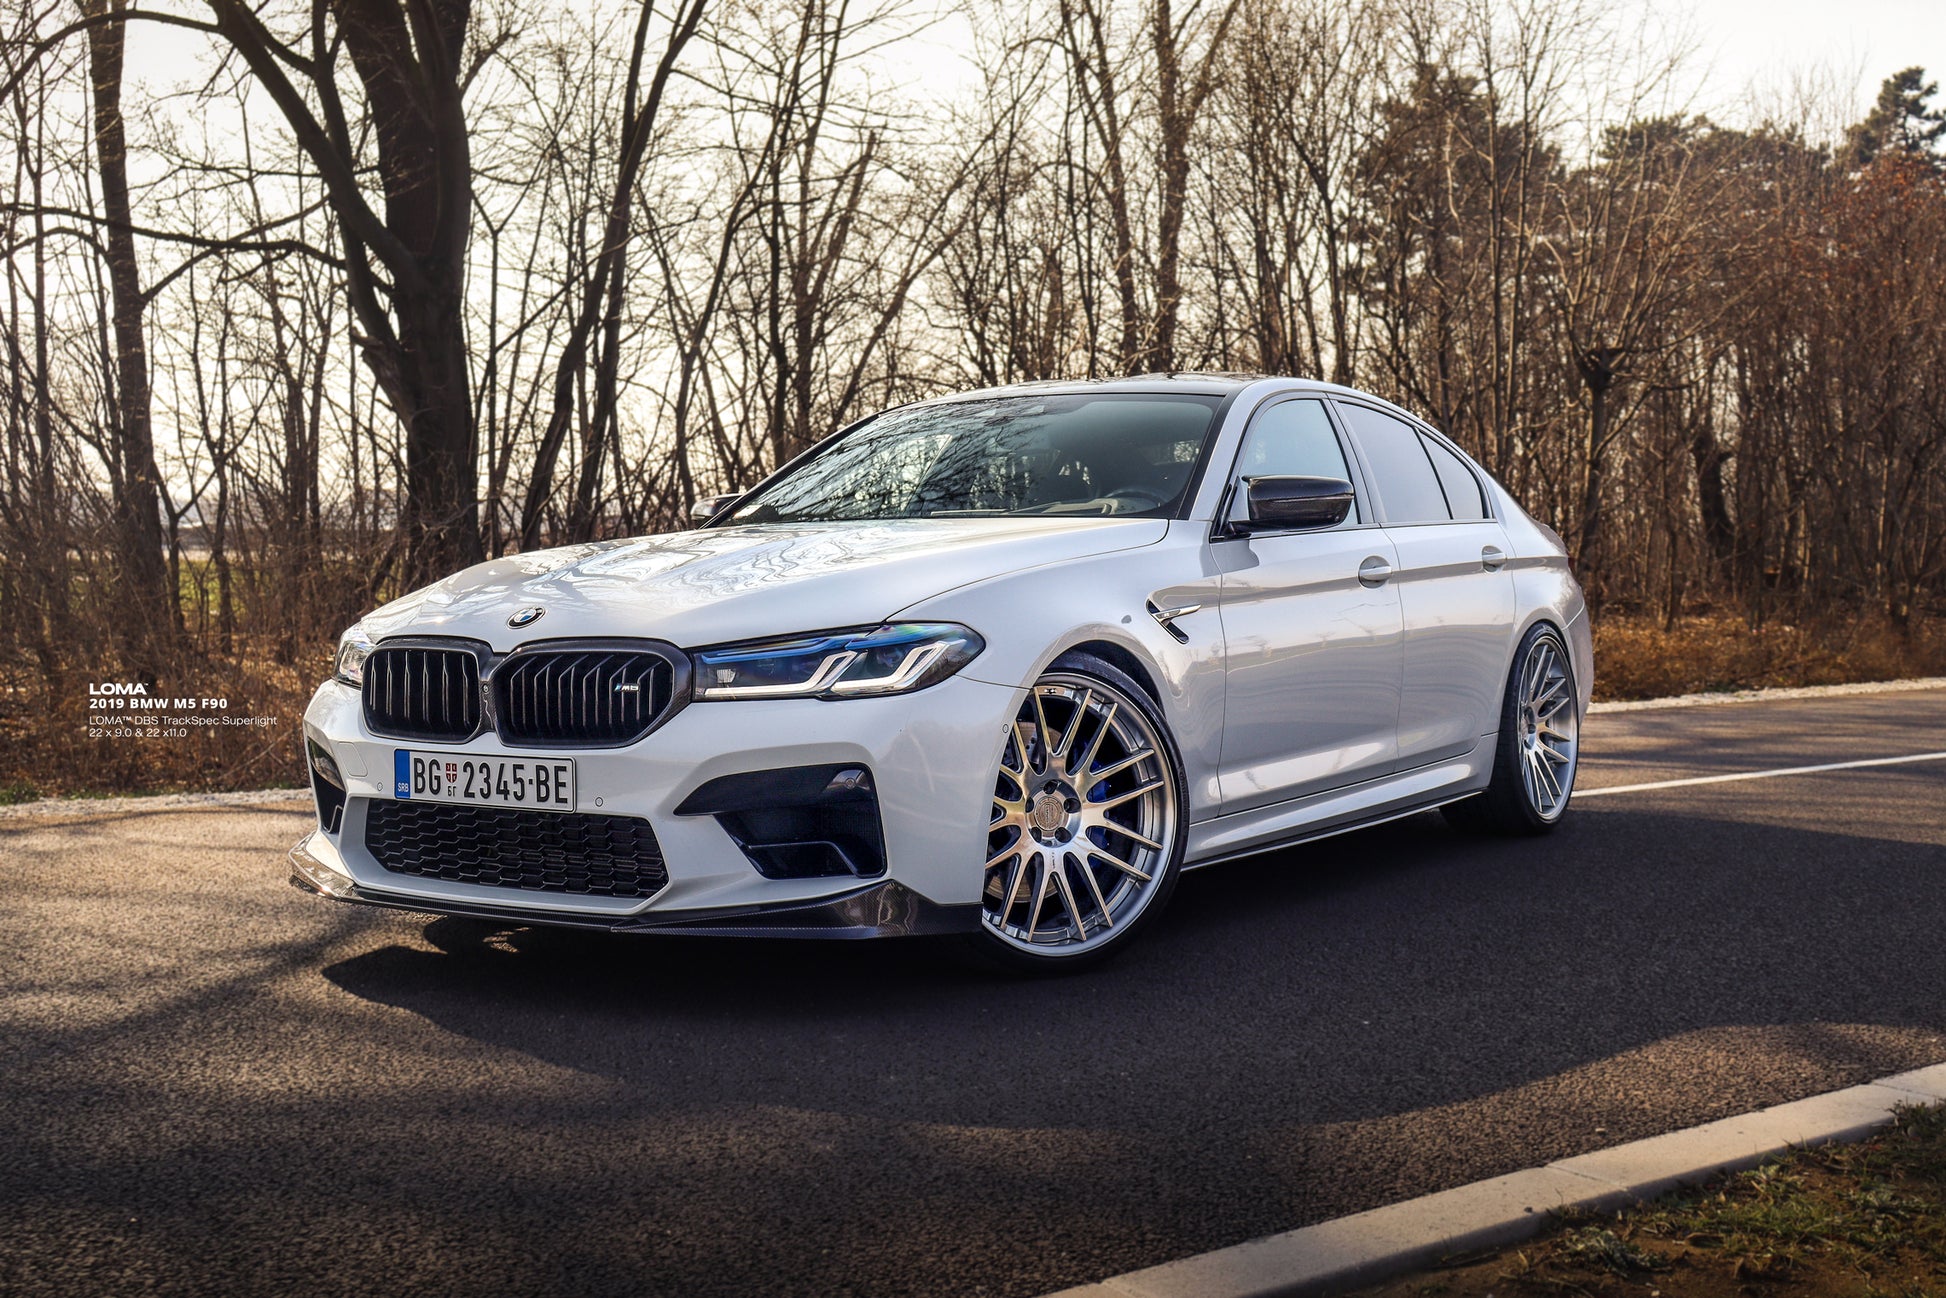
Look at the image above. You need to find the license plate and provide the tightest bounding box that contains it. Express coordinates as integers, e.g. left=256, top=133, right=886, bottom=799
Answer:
left=393, top=750, right=575, bottom=812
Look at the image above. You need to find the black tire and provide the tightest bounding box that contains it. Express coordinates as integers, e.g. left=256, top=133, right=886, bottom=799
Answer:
left=1443, top=623, right=1580, bottom=837
left=958, top=650, right=1190, bottom=975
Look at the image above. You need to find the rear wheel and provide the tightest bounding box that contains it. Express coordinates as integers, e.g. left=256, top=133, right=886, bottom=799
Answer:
left=1444, top=623, right=1581, bottom=835
left=969, top=653, right=1186, bottom=972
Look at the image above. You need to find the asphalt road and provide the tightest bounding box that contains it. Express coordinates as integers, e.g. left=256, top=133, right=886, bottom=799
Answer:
left=4, top=686, right=1945, bottom=1298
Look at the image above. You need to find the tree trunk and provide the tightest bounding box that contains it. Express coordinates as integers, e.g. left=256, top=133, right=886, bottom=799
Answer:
left=393, top=283, right=481, bottom=576
left=1690, top=422, right=1736, bottom=569
left=1576, top=368, right=1613, bottom=597
left=213, top=451, right=233, bottom=655
left=1888, top=581, right=1913, bottom=637
left=1151, top=0, right=1185, bottom=373
left=81, top=0, right=173, bottom=677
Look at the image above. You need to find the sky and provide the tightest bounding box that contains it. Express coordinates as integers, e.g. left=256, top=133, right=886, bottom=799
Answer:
left=1675, top=0, right=1946, bottom=121
left=880, top=0, right=1946, bottom=133
left=105, top=0, right=1945, bottom=146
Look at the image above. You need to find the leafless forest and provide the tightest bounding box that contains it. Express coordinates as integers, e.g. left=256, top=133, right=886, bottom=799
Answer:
left=3, top=0, right=1945, bottom=794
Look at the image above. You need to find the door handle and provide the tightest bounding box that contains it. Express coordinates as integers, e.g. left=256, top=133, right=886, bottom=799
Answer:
left=1481, top=545, right=1507, bottom=572
left=1357, top=556, right=1392, bottom=587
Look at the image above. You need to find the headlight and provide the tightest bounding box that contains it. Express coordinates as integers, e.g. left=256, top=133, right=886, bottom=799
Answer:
left=691, top=623, right=984, bottom=700
left=334, top=624, right=376, bottom=686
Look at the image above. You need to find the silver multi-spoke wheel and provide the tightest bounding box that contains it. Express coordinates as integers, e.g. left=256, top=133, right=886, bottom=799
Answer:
left=1445, top=624, right=1581, bottom=837
left=1516, top=635, right=1579, bottom=820
left=983, top=673, right=1178, bottom=957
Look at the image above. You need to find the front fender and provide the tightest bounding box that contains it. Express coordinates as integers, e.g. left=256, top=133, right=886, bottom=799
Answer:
left=894, top=525, right=1226, bottom=821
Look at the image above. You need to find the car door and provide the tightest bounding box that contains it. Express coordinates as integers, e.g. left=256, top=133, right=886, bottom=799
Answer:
left=1332, top=401, right=1517, bottom=767
left=1214, top=396, right=1403, bottom=813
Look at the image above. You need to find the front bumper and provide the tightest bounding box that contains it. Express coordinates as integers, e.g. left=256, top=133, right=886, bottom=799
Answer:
left=295, top=671, right=1017, bottom=932
left=290, top=830, right=975, bottom=937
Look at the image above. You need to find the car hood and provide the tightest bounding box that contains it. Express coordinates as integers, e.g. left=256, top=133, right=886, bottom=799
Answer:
left=361, top=516, right=1169, bottom=650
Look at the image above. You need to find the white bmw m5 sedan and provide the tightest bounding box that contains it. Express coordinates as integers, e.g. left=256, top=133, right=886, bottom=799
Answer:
left=291, top=374, right=1591, bottom=969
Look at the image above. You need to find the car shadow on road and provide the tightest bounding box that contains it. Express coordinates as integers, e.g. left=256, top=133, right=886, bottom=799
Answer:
left=320, top=804, right=1946, bottom=1137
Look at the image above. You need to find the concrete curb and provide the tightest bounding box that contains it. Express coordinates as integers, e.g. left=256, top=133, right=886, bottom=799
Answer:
left=1045, top=1063, right=1946, bottom=1298
left=1588, top=676, right=1946, bottom=714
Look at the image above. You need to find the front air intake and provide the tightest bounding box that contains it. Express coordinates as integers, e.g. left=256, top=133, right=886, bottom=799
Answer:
left=307, top=739, right=347, bottom=834
left=675, top=763, right=887, bottom=879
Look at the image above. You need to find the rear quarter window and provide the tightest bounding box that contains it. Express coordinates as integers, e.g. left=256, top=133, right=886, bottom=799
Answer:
left=1336, top=403, right=1450, bottom=524
left=1419, top=433, right=1487, bottom=521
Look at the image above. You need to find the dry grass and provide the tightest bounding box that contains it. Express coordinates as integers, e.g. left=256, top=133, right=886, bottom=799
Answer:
left=1592, top=612, right=1946, bottom=702
left=1354, top=1103, right=1946, bottom=1298
left=0, top=641, right=320, bottom=802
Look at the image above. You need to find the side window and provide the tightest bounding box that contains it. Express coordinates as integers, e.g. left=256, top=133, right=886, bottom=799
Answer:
left=1229, top=398, right=1358, bottom=524
left=1336, top=403, right=1450, bottom=524
left=1419, top=433, right=1487, bottom=521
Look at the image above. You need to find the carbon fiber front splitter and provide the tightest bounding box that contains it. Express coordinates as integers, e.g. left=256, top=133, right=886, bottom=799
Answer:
left=288, top=830, right=978, bottom=939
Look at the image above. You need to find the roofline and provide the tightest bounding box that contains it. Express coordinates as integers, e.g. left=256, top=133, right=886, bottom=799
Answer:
left=870, top=375, right=1443, bottom=440
left=900, top=373, right=1284, bottom=405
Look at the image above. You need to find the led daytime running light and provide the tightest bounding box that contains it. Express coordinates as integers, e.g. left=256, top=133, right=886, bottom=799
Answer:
left=691, top=623, right=981, bottom=700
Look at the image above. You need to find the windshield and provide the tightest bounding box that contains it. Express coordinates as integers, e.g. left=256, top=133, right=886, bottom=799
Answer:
left=724, top=393, right=1224, bottom=524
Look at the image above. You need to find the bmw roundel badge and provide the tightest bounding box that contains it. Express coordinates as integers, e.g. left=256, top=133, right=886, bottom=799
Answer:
left=508, top=606, right=546, bottom=629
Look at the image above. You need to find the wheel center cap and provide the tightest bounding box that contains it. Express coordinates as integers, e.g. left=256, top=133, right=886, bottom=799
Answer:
left=1030, top=791, right=1069, bottom=834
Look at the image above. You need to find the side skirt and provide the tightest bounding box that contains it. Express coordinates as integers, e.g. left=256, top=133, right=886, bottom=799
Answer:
left=1183, top=747, right=1493, bottom=870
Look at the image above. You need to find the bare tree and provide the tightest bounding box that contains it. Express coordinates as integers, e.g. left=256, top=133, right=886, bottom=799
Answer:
left=1543, top=115, right=1757, bottom=592
left=1052, top=0, right=1238, bottom=372
left=517, top=0, right=707, bottom=549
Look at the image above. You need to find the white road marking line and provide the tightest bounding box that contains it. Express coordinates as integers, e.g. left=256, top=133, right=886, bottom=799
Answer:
left=1574, top=750, right=1946, bottom=799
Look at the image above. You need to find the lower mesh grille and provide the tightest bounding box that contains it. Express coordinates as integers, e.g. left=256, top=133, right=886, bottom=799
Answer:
left=364, top=800, right=668, bottom=898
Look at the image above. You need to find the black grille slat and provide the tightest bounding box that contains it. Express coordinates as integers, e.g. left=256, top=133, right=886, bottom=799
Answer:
left=496, top=648, right=672, bottom=747
left=363, top=646, right=480, bottom=743
left=365, top=801, right=668, bottom=898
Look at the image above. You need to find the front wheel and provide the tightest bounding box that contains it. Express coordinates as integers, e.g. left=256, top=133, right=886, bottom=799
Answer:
left=1444, top=623, right=1582, bottom=835
left=969, top=653, right=1187, bottom=972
